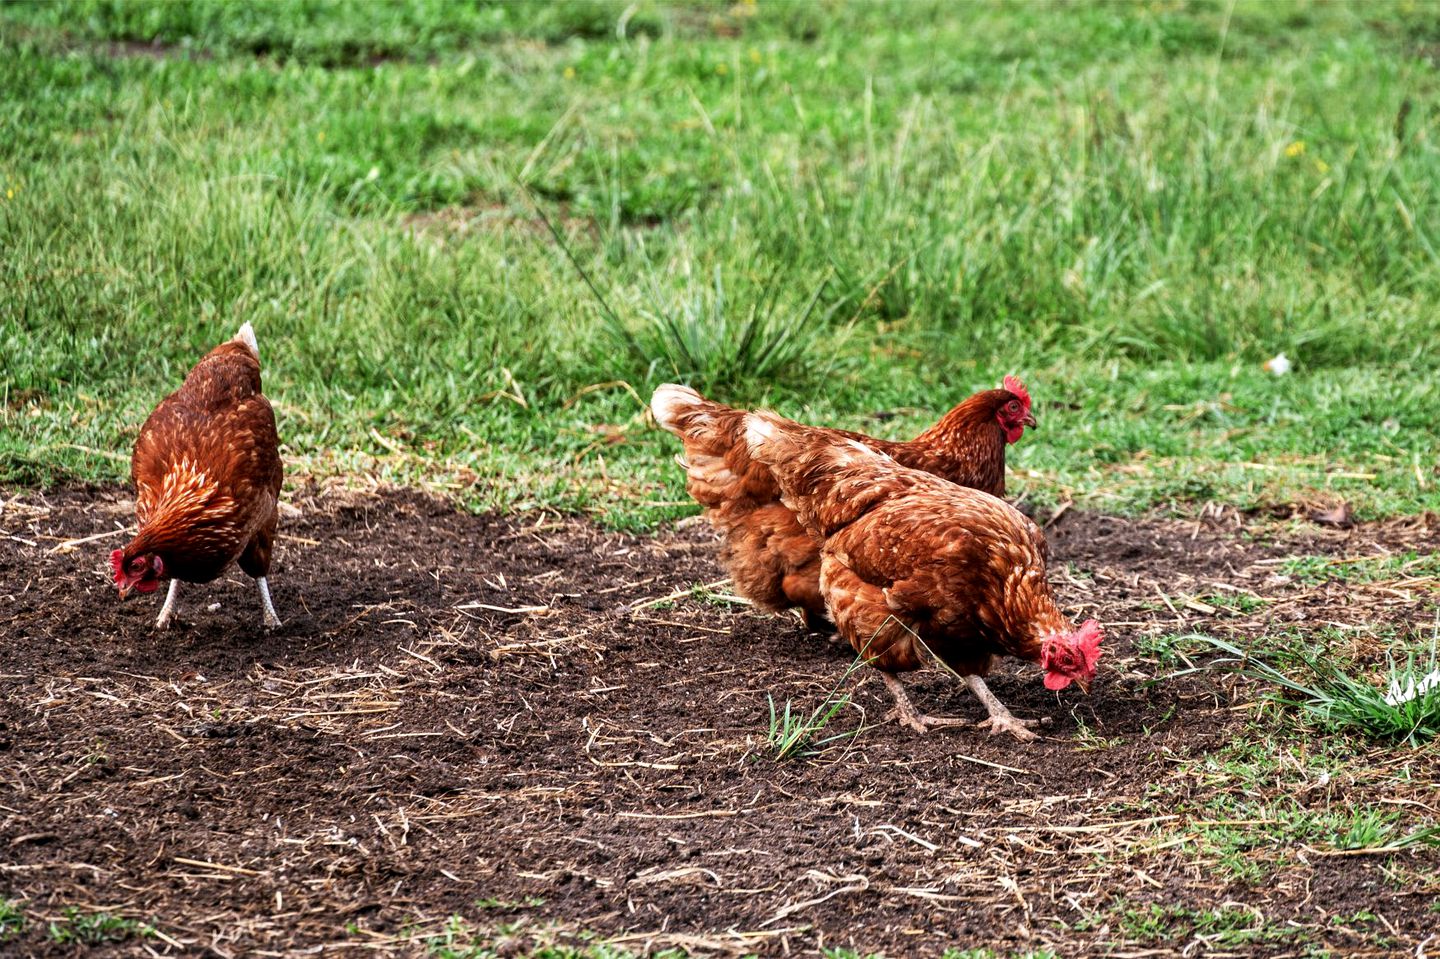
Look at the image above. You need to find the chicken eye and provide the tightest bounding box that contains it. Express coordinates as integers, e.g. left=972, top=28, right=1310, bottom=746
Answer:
left=129, top=558, right=147, bottom=573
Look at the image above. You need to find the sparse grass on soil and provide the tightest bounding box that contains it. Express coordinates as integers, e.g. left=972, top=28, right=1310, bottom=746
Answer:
left=1, top=487, right=1437, bottom=957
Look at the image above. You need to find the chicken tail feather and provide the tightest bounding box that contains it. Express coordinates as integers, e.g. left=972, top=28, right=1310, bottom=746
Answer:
left=742, top=411, right=792, bottom=462
left=745, top=410, right=894, bottom=516
left=650, top=384, right=709, bottom=435
left=650, top=384, right=748, bottom=454
left=234, top=321, right=260, bottom=361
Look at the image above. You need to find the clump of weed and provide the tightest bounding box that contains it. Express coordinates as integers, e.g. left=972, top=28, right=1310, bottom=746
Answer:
left=1072, top=718, right=1123, bottom=751
left=48, top=908, right=153, bottom=946
left=765, top=690, right=856, bottom=760
left=622, top=263, right=842, bottom=396
left=763, top=657, right=867, bottom=761
left=1185, top=631, right=1440, bottom=744
left=421, top=915, right=684, bottom=959
left=1109, top=902, right=1302, bottom=948
left=473, top=896, right=545, bottom=911
left=1134, top=632, right=1202, bottom=668
left=0, top=901, right=25, bottom=941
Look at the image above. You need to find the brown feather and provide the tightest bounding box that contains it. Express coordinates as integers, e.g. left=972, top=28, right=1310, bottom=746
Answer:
left=651, top=384, right=1023, bottom=624
left=122, top=339, right=282, bottom=584
left=747, top=411, right=1072, bottom=677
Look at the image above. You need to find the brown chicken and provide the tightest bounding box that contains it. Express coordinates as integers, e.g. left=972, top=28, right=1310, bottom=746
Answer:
left=111, top=322, right=284, bottom=629
left=651, top=377, right=1036, bottom=627
left=743, top=410, right=1102, bottom=739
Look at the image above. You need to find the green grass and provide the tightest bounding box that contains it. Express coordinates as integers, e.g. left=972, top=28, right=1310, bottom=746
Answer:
left=1101, top=902, right=1308, bottom=949
left=1187, top=629, right=1440, bottom=743
left=1279, top=550, right=1440, bottom=586
left=0, top=901, right=25, bottom=942
left=1151, top=723, right=1440, bottom=884
left=827, top=951, right=1059, bottom=959
left=46, top=908, right=154, bottom=946
left=3, top=1, right=1440, bottom=526
left=417, top=916, right=686, bottom=959
left=763, top=686, right=857, bottom=760
left=1196, top=590, right=1267, bottom=613
left=472, top=896, right=546, bottom=911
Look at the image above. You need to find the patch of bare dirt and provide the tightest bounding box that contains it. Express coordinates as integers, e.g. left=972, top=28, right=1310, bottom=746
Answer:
left=97, top=38, right=212, bottom=61
left=401, top=201, right=597, bottom=247
left=0, top=487, right=1435, bottom=956
left=401, top=193, right=665, bottom=249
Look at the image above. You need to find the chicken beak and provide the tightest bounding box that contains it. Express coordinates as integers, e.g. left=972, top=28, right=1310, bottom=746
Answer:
left=117, top=582, right=132, bottom=600
left=1076, top=675, right=1091, bottom=695
left=1023, top=411, right=1038, bottom=430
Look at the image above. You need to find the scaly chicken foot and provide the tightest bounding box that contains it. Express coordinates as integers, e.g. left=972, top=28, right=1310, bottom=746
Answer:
left=879, top=672, right=970, bottom=733
left=964, top=674, right=1040, bottom=741
left=257, top=576, right=283, bottom=629
left=155, top=580, right=181, bottom=629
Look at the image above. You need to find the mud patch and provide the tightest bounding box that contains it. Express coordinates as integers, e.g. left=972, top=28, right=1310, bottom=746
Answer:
left=0, top=487, right=1435, bottom=956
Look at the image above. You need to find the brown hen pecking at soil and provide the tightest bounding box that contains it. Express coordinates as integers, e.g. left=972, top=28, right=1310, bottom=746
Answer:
left=651, top=378, right=1036, bottom=628
left=111, top=322, right=284, bottom=629
left=743, top=410, right=1101, bottom=739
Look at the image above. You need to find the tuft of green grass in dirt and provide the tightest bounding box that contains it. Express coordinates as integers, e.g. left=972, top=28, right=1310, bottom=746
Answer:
left=1092, top=901, right=1308, bottom=949
left=938, top=951, right=1060, bottom=959
left=472, top=897, right=546, bottom=912
left=0, top=901, right=25, bottom=941
left=827, top=951, right=1060, bottom=959
left=828, top=951, right=1061, bottom=959
left=3, top=1, right=1440, bottom=525
left=762, top=653, right=865, bottom=760
left=1186, top=629, right=1440, bottom=744
left=46, top=908, right=154, bottom=946
left=416, top=915, right=685, bottom=959
left=763, top=689, right=856, bottom=760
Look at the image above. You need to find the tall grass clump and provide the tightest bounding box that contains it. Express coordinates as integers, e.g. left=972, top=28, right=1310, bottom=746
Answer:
left=1186, top=632, right=1440, bottom=745
left=607, top=260, right=843, bottom=397
left=761, top=656, right=869, bottom=761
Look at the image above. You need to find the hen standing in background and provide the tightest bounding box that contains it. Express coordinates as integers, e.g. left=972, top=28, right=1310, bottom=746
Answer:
left=744, top=410, right=1101, bottom=740
left=651, top=377, right=1036, bottom=628
left=111, top=322, right=284, bottom=629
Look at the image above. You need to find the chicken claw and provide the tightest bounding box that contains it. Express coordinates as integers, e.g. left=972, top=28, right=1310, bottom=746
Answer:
left=964, top=675, right=1041, bottom=741
left=888, top=708, right=971, bottom=734
left=879, top=673, right=969, bottom=734
left=975, top=714, right=1040, bottom=741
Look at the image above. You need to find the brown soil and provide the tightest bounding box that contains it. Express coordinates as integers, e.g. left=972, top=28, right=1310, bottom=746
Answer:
left=0, top=487, right=1436, bottom=957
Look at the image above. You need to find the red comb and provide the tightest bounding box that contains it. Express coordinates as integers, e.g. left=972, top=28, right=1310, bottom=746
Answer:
left=1002, top=375, right=1031, bottom=410
left=1074, top=619, right=1104, bottom=664
left=110, top=548, right=125, bottom=582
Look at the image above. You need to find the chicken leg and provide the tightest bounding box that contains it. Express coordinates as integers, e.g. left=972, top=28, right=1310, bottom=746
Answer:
left=256, top=576, right=282, bottom=629
left=880, top=672, right=970, bottom=733
left=155, top=580, right=181, bottom=629
left=964, top=674, right=1040, bottom=741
